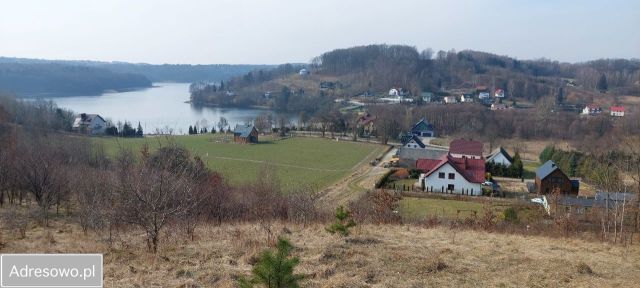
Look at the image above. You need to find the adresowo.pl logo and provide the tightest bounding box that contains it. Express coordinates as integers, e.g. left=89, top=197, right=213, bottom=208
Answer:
left=1, top=254, right=103, bottom=288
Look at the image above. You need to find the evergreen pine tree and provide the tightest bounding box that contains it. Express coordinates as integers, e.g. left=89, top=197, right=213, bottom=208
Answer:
left=539, top=145, right=555, bottom=163
left=597, top=73, right=608, bottom=93
left=238, top=237, right=303, bottom=288
left=568, top=153, right=578, bottom=177
left=511, top=152, right=524, bottom=178
left=188, top=126, right=193, bottom=135
left=136, top=122, right=143, bottom=137
left=326, top=206, right=356, bottom=236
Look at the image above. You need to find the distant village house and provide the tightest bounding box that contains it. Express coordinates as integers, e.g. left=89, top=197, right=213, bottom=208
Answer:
left=582, top=104, right=602, bottom=115
left=72, top=113, right=107, bottom=135
left=610, top=106, right=625, bottom=117
left=416, top=154, right=485, bottom=196
left=491, top=103, right=507, bottom=110
left=485, top=147, right=513, bottom=167
left=449, top=138, right=483, bottom=159
left=410, top=118, right=435, bottom=137
left=535, top=160, right=578, bottom=195
left=233, top=124, right=259, bottom=144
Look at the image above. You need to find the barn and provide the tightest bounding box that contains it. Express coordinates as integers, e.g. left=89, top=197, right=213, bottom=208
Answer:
left=233, top=124, right=258, bottom=144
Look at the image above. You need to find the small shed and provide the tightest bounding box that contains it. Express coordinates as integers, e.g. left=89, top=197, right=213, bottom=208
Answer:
left=233, top=124, right=258, bottom=144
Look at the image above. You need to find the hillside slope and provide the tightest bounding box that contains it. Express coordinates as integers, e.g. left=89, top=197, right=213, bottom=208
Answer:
left=4, top=221, right=638, bottom=287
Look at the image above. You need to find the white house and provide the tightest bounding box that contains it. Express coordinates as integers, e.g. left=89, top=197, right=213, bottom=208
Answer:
left=460, top=94, right=474, bottom=103
left=491, top=103, right=507, bottom=110
left=444, top=96, right=457, bottom=104
left=485, top=147, right=513, bottom=167
left=415, top=155, right=485, bottom=196
left=582, top=104, right=602, bottom=115
left=299, top=68, right=310, bottom=76
left=610, top=106, right=625, bottom=117
left=402, top=134, right=427, bottom=149
left=494, top=89, right=505, bottom=98
left=72, top=113, right=107, bottom=135
left=478, top=92, right=491, bottom=99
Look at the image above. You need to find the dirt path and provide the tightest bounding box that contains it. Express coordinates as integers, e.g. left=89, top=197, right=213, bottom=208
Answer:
left=316, top=146, right=396, bottom=208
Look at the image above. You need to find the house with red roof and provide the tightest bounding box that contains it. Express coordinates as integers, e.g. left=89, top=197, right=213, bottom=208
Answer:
left=449, top=138, right=483, bottom=159
left=610, top=106, right=625, bottom=117
left=494, top=89, right=505, bottom=98
left=415, top=154, right=485, bottom=195
left=357, top=113, right=377, bottom=136
left=582, top=104, right=602, bottom=115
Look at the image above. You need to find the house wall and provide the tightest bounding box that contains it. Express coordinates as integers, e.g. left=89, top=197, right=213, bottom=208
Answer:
left=611, top=111, right=624, bottom=117
left=450, top=153, right=481, bottom=160
left=403, top=139, right=427, bottom=149
left=418, top=163, right=482, bottom=196
left=488, top=153, right=512, bottom=167
left=89, top=118, right=106, bottom=135
left=536, top=169, right=574, bottom=195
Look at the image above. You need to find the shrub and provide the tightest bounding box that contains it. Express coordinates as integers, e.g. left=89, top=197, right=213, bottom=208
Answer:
left=375, top=169, right=396, bottom=188
left=238, top=237, right=303, bottom=288
left=326, top=206, right=356, bottom=236
left=503, top=207, right=519, bottom=223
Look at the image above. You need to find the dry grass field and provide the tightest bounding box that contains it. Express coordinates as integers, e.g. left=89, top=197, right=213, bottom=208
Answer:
left=3, top=220, right=639, bottom=287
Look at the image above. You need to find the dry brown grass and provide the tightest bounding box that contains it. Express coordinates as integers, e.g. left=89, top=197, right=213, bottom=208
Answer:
left=2, top=220, right=639, bottom=287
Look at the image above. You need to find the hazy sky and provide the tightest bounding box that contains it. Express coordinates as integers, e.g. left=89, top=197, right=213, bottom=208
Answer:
left=1, top=0, right=638, bottom=64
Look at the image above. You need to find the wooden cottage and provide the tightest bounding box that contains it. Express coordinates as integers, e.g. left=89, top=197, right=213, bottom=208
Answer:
left=233, top=124, right=258, bottom=144
left=535, top=160, right=577, bottom=195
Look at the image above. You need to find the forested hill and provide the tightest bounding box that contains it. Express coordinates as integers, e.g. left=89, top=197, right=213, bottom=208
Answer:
left=0, top=62, right=152, bottom=97
left=91, top=62, right=274, bottom=83
left=310, top=45, right=640, bottom=97
left=200, top=45, right=640, bottom=113
left=0, top=57, right=273, bottom=83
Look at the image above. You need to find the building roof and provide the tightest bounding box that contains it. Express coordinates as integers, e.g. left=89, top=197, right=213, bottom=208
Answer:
left=486, top=147, right=513, bottom=163
left=401, top=134, right=426, bottom=148
left=449, top=139, right=483, bottom=156
left=411, top=118, right=434, bottom=134
left=416, top=158, right=442, bottom=172
left=358, top=114, right=376, bottom=126
left=420, top=154, right=485, bottom=183
left=72, top=113, right=105, bottom=128
left=234, top=124, right=257, bottom=138
left=535, top=160, right=561, bottom=180
left=397, top=147, right=447, bottom=161
left=586, top=104, right=601, bottom=110
left=610, top=106, right=625, bottom=112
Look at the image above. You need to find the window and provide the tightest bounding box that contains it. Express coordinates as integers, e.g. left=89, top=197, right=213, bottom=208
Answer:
left=448, top=173, right=455, bottom=179
left=447, top=184, right=455, bottom=191
left=438, top=172, right=445, bottom=179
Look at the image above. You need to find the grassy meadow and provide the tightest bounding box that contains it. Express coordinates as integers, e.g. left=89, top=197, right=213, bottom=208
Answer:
left=96, top=134, right=383, bottom=192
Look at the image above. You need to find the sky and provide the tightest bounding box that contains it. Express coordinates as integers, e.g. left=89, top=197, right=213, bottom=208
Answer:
left=1, top=0, right=638, bottom=64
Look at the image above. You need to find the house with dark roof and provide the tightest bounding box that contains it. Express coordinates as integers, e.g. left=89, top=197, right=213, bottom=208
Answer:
left=449, top=139, right=483, bottom=159
left=582, top=104, right=602, bottom=115
left=410, top=118, right=435, bottom=137
left=415, top=154, right=486, bottom=195
left=535, top=160, right=577, bottom=195
left=401, top=134, right=427, bottom=149
left=72, top=113, right=107, bottom=135
left=233, top=124, right=258, bottom=144
left=485, top=147, right=513, bottom=167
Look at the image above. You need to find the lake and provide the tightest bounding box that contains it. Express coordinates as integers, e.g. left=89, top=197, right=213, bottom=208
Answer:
left=47, top=83, right=297, bottom=134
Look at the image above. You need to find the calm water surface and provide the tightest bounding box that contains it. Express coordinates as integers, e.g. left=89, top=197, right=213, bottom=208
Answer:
left=48, top=83, right=296, bottom=134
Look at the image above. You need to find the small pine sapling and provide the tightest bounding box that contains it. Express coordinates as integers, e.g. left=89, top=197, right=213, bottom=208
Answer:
left=238, top=237, right=303, bottom=288
left=326, top=206, right=356, bottom=236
